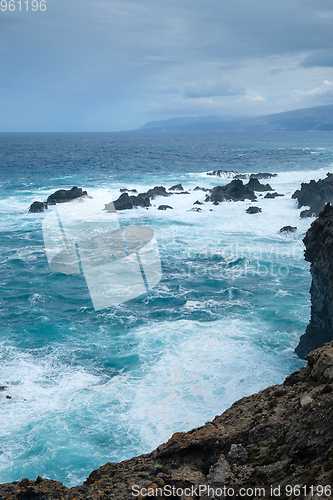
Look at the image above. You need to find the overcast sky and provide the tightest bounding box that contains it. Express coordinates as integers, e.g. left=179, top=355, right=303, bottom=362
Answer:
left=1, top=0, right=333, bottom=131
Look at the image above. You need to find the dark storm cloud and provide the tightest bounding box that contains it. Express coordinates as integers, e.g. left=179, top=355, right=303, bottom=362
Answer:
left=1, top=0, right=333, bottom=130
left=301, top=49, right=333, bottom=68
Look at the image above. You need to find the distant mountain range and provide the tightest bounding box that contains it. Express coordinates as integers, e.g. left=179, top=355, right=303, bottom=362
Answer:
left=139, top=104, right=333, bottom=132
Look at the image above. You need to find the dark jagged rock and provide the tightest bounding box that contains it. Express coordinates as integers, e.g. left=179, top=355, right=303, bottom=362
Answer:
left=292, top=172, right=333, bottom=217
left=120, top=188, right=137, bottom=193
left=29, top=187, right=87, bottom=212
left=190, top=207, right=202, bottom=212
left=169, top=183, right=184, bottom=191
left=194, top=186, right=209, bottom=192
left=113, top=186, right=170, bottom=210
left=29, top=201, right=47, bottom=213
left=2, top=342, right=333, bottom=499
left=113, top=193, right=151, bottom=210
left=264, top=192, right=284, bottom=199
left=205, top=179, right=257, bottom=204
left=193, top=200, right=203, bottom=205
left=250, top=172, right=277, bottom=179
left=246, top=206, right=262, bottom=214
left=279, top=226, right=297, bottom=234
left=296, top=203, right=333, bottom=357
left=144, top=186, right=170, bottom=199
left=246, top=178, right=273, bottom=192
left=158, top=205, right=173, bottom=210
left=47, top=186, right=87, bottom=204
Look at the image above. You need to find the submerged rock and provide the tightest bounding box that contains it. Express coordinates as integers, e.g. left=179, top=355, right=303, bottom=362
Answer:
left=264, top=192, right=284, bottom=198
left=246, top=206, right=262, bottom=214
left=292, top=172, right=333, bottom=217
left=279, top=226, right=297, bottom=234
left=250, top=172, right=277, bottom=179
left=158, top=205, right=173, bottom=210
left=207, top=170, right=238, bottom=177
left=296, top=203, right=333, bottom=357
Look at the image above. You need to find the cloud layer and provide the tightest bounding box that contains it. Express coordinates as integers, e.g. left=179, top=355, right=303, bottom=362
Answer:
left=1, top=0, right=333, bottom=130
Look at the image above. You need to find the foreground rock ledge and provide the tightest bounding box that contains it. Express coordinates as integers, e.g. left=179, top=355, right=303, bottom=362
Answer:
left=1, top=343, right=333, bottom=499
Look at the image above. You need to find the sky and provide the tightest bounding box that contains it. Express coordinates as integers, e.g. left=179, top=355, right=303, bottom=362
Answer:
left=1, top=0, right=333, bottom=131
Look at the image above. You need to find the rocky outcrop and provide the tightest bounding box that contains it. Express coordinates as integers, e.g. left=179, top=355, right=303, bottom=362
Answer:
left=205, top=178, right=275, bottom=205
left=292, top=172, right=333, bottom=218
left=113, top=192, right=151, bottom=210
left=296, top=203, right=333, bottom=357
left=46, top=187, right=88, bottom=205
left=29, top=201, right=47, bottom=213
left=29, top=187, right=87, bottom=212
left=246, top=178, right=272, bottom=192
left=113, top=186, right=170, bottom=210
left=2, top=342, right=333, bottom=499
left=205, top=179, right=257, bottom=204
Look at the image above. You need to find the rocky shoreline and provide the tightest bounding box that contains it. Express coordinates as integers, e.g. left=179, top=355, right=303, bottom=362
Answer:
left=14, top=171, right=333, bottom=498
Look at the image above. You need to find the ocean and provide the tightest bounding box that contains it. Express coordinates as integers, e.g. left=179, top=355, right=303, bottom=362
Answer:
left=0, top=130, right=332, bottom=486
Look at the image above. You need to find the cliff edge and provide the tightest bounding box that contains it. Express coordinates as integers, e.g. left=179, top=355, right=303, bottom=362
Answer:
left=296, top=203, right=333, bottom=358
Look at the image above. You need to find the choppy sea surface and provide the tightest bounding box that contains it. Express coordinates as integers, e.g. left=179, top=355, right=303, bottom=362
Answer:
left=1, top=131, right=332, bottom=486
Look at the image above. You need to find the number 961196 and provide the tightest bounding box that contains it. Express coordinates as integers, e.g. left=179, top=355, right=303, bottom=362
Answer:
left=1, top=0, right=46, bottom=11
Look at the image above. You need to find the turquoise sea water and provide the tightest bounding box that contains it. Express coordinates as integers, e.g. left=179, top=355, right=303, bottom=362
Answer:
left=1, top=131, right=332, bottom=486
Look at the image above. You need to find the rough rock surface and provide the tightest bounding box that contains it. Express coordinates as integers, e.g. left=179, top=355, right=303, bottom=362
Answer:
left=29, top=187, right=87, bottom=212
left=2, top=343, right=333, bottom=499
left=296, top=203, right=333, bottom=357
left=292, top=172, right=333, bottom=218
left=46, top=187, right=88, bottom=204
left=205, top=179, right=257, bottom=204
left=246, top=178, right=273, bottom=192
left=113, top=186, right=170, bottom=210
left=169, top=184, right=184, bottom=191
